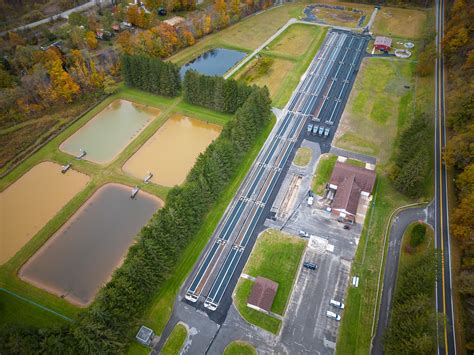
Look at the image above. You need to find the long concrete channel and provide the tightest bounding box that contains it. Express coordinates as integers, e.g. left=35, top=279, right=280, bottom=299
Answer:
left=184, top=30, right=369, bottom=314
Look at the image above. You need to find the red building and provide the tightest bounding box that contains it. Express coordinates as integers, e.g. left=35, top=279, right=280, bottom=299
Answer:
left=374, top=36, right=392, bottom=52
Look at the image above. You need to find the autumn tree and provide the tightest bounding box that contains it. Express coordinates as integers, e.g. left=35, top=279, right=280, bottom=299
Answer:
left=85, top=31, right=98, bottom=50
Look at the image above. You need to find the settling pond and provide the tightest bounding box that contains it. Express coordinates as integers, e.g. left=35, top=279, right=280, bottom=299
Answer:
left=19, top=183, right=161, bottom=306
left=122, top=115, right=221, bottom=187
left=179, top=48, right=247, bottom=77
left=60, top=99, right=160, bottom=164
left=0, top=162, right=89, bottom=265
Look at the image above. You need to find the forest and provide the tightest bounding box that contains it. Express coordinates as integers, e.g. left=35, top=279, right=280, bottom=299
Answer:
left=0, top=57, right=272, bottom=353
left=442, top=0, right=474, bottom=351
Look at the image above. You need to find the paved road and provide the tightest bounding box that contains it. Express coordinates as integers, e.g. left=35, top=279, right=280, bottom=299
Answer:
left=434, top=0, right=456, bottom=353
left=371, top=205, right=430, bottom=355
left=1, top=0, right=112, bottom=36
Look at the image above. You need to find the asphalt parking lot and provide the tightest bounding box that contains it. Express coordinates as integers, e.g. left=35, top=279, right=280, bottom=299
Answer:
left=264, top=138, right=361, bottom=354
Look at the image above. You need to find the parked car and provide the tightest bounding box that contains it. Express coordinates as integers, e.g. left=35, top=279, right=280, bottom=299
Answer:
left=299, top=230, right=310, bottom=238
left=307, top=124, right=313, bottom=134
left=326, top=310, right=341, bottom=321
left=303, top=261, right=318, bottom=270
left=312, top=125, right=319, bottom=135
left=324, top=127, right=330, bottom=138
left=307, top=196, right=314, bottom=206
left=330, top=299, right=345, bottom=309
left=318, top=125, right=325, bottom=136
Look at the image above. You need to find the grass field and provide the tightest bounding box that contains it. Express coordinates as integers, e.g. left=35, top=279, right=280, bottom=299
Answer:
left=267, top=24, right=322, bottom=57
left=312, top=154, right=337, bottom=195
left=133, top=116, right=276, bottom=337
left=234, top=23, right=327, bottom=108
left=335, top=175, right=412, bottom=355
left=223, top=340, right=257, bottom=355
left=233, top=229, right=306, bottom=334
left=334, top=58, right=415, bottom=164
left=372, top=7, right=428, bottom=39
left=293, top=147, right=312, bottom=167
left=0, top=290, right=70, bottom=329
left=161, top=323, right=188, bottom=355
left=0, top=87, right=232, bottom=328
left=237, top=56, right=295, bottom=99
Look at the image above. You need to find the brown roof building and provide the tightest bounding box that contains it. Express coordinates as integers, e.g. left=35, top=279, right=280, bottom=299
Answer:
left=247, top=277, right=278, bottom=313
left=329, top=162, right=376, bottom=222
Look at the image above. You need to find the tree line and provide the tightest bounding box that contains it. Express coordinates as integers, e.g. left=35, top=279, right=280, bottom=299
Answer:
left=442, top=0, right=474, bottom=351
left=384, top=251, right=438, bottom=354
left=0, top=66, right=272, bottom=354
left=183, top=70, right=254, bottom=113
left=122, top=54, right=181, bottom=96
left=390, top=113, right=432, bottom=198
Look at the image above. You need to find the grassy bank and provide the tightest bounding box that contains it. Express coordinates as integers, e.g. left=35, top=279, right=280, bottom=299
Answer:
left=293, top=147, right=312, bottom=167
left=161, top=323, right=188, bottom=355
left=134, top=115, right=276, bottom=336
left=233, top=229, right=306, bottom=334
left=312, top=154, right=337, bottom=195
left=223, top=340, right=257, bottom=355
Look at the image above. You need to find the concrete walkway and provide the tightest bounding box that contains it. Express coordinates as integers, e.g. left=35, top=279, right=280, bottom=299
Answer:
left=2, top=0, right=112, bottom=35
left=329, top=146, right=377, bottom=165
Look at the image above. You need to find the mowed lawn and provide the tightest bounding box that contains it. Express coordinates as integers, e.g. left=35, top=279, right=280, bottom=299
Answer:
left=372, top=7, right=428, bottom=39
left=223, top=340, right=257, bottom=355
left=267, top=24, right=323, bottom=57
left=312, top=154, right=337, bottom=195
left=334, top=58, right=415, bottom=163
left=234, top=229, right=306, bottom=333
left=161, top=323, right=188, bottom=355
left=293, top=147, right=312, bottom=167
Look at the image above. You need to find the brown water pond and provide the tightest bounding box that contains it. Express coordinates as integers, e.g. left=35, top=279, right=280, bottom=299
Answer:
left=60, top=99, right=160, bottom=164
left=19, top=183, right=162, bottom=306
left=122, top=114, right=222, bottom=187
left=0, top=162, right=89, bottom=265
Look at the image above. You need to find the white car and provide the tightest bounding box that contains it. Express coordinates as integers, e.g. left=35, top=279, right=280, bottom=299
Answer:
left=330, top=299, right=345, bottom=309
left=326, top=310, right=341, bottom=321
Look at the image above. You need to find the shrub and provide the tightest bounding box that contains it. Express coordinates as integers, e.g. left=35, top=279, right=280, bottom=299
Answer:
left=410, top=223, right=427, bottom=248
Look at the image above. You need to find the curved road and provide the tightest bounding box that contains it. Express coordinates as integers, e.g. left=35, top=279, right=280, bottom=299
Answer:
left=371, top=205, right=430, bottom=355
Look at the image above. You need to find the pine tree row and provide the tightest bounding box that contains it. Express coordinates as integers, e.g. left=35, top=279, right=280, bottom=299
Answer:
left=122, top=54, right=181, bottom=97
left=183, top=70, right=254, bottom=113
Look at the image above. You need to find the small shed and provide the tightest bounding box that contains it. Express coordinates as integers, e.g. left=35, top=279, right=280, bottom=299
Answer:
left=136, top=325, right=154, bottom=346
left=374, top=36, right=392, bottom=52
left=247, top=277, right=278, bottom=313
